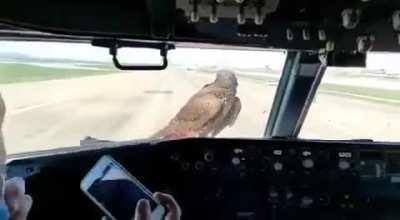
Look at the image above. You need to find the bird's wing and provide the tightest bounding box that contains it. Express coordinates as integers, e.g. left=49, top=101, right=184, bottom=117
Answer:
left=211, top=96, right=241, bottom=137
left=175, top=91, right=225, bottom=128
left=226, top=97, right=241, bottom=127
left=152, top=90, right=226, bottom=138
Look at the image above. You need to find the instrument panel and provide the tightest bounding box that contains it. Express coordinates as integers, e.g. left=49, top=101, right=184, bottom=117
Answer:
left=175, top=0, right=400, bottom=52
left=7, top=138, right=400, bottom=220
left=2, top=0, right=400, bottom=52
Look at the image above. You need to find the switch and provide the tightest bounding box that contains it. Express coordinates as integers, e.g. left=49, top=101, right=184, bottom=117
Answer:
left=204, top=151, right=214, bottom=162
left=273, top=149, right=283, bottom=156
left=338, top=160, right=351, bottom=170
left=269, top=189, right=279, bottom=198
left=302, top=158, right=314, bottom=169
left=357, top=35, right=375, bottom=54
left=286, top=29, right=294, bottom=41
left=318, top=29, right=327, bottom=41
left=286, top=191, right=294, bottom=200
left=273, top=162, right=283, bottom=171
left=210, top=13, right=218, bottom=23
left=254, top=13, right=264, bottom=25
left=300, top=196, right=314, bottom=208
left=170, top=153, right=180, bottom=161
left=237, top=4, right=246, bottom=25
left=232, top=157, right=241, bottom=166
left=181, top=162, right=190, bottom=171
left=195, top=161, right=205, bottom=171
left=254, top=7, right=264, bottom=25
left=393, top=11, right=400, bottom=31
left=190, top=11, right=200, bottom=23
left=342, top=9, right=360, bottom=29
left=302, top=29, right=310, bottom=41
left=236, top=212, right=255, bottom=220
left=318, top=194, right=330, bottom=206
left=210, top=3, right=218, bottom=23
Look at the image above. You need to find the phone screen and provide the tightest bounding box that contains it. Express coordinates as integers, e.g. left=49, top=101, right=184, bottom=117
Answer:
left=84, top=159, right=158, bottom=220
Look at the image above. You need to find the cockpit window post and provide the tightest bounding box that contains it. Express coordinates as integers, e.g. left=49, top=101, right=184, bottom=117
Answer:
left=264, top=51, right=327, bottom=138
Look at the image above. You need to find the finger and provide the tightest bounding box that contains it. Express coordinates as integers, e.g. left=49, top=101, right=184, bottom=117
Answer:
left=134, top=199, right=151, bottom=220
left=0, top=174, right=5, bottom=201
left=153, top=193, right=181, bottom=219
left=5, top=178, right=25, bottom=197
left=5, top=178, right=25, bottom=212
left=22, top=195, right=33, bottom=212
left=6, top=194, right=32, bottom=220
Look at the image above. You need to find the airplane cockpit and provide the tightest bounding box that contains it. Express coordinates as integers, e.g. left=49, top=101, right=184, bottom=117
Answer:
left=0, top=0, right=400, bottom=219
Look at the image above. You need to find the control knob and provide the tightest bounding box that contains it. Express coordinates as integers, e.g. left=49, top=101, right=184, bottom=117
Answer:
left=300, top=196, right=314, bottom=208
left=273, top=162, right=283, bottom=171
left=302, top=158, right=314, bottom=169
left=338, top=160, right=351, bottom=170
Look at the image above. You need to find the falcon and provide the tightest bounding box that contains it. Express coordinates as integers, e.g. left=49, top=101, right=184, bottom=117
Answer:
left=152, top=70, right=241, bottom=140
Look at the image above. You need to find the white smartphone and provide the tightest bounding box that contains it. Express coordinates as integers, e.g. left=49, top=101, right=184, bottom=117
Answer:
left=80, top=155, right=165, bottom=220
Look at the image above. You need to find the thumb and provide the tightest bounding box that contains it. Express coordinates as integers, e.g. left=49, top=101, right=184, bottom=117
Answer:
left=0, top=174, right=5, bottom=202
left=134, top=199, right=151, bottom=220
left=154, top=193, right=181, bottom=220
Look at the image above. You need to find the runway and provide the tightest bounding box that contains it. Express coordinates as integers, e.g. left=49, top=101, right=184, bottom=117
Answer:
left=1, top=68, right=399, bottom=154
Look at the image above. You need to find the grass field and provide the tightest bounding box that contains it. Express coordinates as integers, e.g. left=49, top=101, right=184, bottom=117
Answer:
left=1, top=63, right=399, bottom=106
left=0, top=63, right=113, bottom=84
left=319, top=83, right=400, bottom=105
left=320, top=84, right=400, bottom=100
left=237, top=73, right=400, bottom=105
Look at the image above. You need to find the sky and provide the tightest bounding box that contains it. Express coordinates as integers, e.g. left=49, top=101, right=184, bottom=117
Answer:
left=0, top=41, right=399, bottom=72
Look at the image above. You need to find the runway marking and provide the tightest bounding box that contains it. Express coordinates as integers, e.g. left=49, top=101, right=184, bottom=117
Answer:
left=8, top=99, right=69, bottom=116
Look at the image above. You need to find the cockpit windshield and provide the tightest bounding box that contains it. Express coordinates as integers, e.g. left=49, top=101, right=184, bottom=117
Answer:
left=1, top=41, right=400, bottom=155
left=300, top=53, right=400, bottom=141
left=0, top=41, right=285, bottom=154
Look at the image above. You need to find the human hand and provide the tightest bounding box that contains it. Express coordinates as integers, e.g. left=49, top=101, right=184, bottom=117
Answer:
left=2, top=177, right=33, bottom=220
left=134, top=192, right=181, bottom=220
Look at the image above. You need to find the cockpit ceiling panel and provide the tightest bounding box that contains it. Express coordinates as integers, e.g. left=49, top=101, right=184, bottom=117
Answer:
left=0, top=0, right=399, bottom=52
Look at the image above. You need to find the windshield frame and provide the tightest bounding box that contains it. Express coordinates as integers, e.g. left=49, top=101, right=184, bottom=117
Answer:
left=264, top=51, right=326, bottom=138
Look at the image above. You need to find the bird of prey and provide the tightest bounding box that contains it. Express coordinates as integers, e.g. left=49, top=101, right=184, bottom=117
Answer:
left=152, top=70, right=241, bottom=140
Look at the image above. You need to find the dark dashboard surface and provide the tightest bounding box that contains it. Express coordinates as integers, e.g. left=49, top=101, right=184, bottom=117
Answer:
left=7, top=138, right=400, bottom=220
